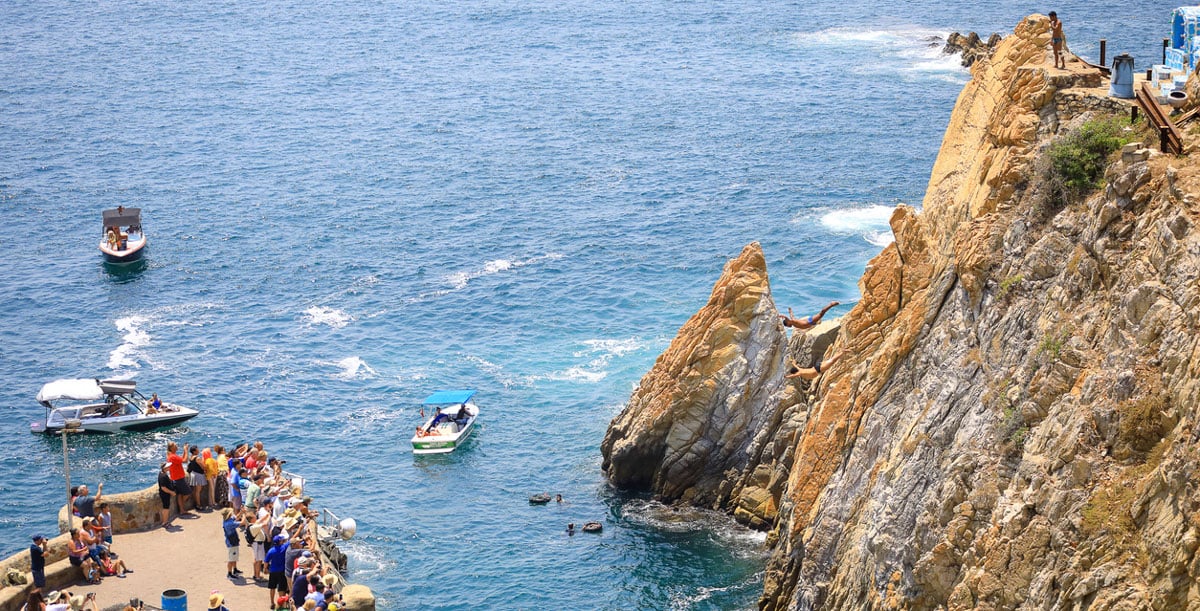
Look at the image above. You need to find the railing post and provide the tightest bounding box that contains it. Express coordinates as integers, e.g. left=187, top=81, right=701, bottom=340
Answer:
left=1132, top=105, right=1139, bottom=123
left=1100, top=39, right=1106, bottom=67
left=1164, top=38, right=1170, bottom=65
left=1160, top=126, right=1171, bottom=153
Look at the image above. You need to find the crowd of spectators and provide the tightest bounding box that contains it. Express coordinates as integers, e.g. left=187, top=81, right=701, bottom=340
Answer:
left=29, top=440, right=345, bottom=611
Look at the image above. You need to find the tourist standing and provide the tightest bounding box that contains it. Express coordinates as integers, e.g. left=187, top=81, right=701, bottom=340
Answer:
left=222, top=508, right=244, bottom=579
left=96, top=502, right=113, bottom=548
left=72, top=483, right=103, bottom=518
left=188, top=446, right=208, bottom=509
left=29, top=535, right=47, bottom=588
left=203, top=448, right=220, bottom=508
left=166, top=442, right=192, bottom=516
left=158, top=463, right=176, bottom=527
left=214, top=445, right=231, bottom=507
left=265, top=535, right=291, bottom=608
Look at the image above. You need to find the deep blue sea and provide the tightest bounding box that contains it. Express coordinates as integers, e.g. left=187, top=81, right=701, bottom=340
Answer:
left=0, top=1, right=1177, bottom=608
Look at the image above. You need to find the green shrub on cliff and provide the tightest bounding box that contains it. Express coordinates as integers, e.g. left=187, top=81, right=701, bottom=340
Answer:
left=1046, top=117, right=1133, bottom=196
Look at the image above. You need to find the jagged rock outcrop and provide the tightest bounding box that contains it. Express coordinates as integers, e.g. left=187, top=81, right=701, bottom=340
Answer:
left=604, top=12, right=1200, bottom=611
left=943, top=31, right=1003, bottom=67
left=600, top=243, right=794, bottom=524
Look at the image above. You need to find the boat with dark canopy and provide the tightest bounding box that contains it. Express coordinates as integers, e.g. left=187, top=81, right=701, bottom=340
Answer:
left=98, top=207, right=147, bottom=263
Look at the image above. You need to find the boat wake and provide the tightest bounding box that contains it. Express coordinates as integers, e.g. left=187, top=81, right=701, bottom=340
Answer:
left=444, top=253, right=564, bottom=291
left=107, top=315, right=151, bottom=371
left=325, top=356, right=378, bottom=380
left=106, top=303, right=218, bottom=373
left=304, top=306, right=354, bottom=329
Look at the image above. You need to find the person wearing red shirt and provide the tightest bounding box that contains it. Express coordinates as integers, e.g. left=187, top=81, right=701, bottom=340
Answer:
left=166, top=442, right=192, bottom=516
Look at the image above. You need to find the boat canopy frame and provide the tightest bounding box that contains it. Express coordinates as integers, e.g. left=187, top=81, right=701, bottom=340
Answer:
left=421, top=389, right=476, bottom=405
left=37, top=378, right=147, bottom=409
left=102, top=207, right=142, bottom=230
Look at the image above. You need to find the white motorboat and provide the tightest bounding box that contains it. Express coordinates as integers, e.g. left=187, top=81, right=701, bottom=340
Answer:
left=99, top=207, right=147, bottom=264
left=31, top=378, right=198, bottom=434
left=411, top=389, right=479, bottom=454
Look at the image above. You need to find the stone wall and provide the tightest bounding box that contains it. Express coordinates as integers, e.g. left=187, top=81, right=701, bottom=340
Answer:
left=56, top=483, right=186, bottom=536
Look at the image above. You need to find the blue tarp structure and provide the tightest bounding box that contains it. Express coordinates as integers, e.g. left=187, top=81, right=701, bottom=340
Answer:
left=1171, top=7, right=1200, bottom=71
left=422, top=389, right=476, bottom=405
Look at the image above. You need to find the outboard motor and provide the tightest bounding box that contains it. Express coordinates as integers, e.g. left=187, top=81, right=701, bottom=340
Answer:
left=1109, top=53, right=1135, bottom=98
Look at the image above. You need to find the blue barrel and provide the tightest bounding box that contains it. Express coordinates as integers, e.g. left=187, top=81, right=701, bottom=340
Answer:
left=161, top=589, right=187, bottom=611
left=1109, top=53, right=1135, bottom=99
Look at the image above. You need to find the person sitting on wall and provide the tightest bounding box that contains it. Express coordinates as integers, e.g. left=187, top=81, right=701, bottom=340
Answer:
left=780, top=301, right=840, bottom=330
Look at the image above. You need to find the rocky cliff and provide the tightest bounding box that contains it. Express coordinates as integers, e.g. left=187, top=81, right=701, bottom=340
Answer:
left=603, top=14, right=1200, bottom=610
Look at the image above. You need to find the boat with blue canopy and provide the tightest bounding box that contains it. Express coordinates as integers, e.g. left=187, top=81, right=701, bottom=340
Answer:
left=411, top=389, right=479, bottom=454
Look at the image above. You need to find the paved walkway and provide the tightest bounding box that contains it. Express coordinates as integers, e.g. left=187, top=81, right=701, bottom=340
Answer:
left=69, top=509, right=276, bottom=611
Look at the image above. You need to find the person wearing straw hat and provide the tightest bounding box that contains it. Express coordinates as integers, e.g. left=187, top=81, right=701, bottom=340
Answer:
left=207, top=591, right=230, bottom=611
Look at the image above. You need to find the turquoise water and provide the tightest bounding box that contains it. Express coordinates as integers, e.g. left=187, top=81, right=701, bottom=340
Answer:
left=0, top=1, right=1177, bottom=608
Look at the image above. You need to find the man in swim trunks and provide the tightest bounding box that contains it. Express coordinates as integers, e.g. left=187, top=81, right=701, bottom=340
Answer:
left=786, top=351, right=843, bottom=381
left=780, top=301, right=840, bottom=330
left=1049, top=12, right=1065, bottom=69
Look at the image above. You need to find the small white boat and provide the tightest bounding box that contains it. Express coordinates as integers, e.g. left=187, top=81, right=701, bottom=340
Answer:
left=31, top=378, right=198, bottom=434
left=99, top=207, right=147, bottom=264
left=411, top=389, right=479, bottom=454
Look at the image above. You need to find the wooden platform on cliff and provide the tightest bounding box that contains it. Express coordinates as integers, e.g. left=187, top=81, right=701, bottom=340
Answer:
left=1135, top=82, right=1185, bottom=154
left=66, top=509, right=271, bottom=610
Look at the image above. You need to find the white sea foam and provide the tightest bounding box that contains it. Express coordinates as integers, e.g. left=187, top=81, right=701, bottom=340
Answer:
left=543, top=336, right=649, bottom=384
left=817, top=204, right=896, bottom=247
left=304, top=305, right=353, bottom=329
left=795, top=26, right=967, bottom=83
left=107, top=315, right=151, bottom=371
left=444, top=253, right=564, bottom=290
left=328, top=356, right=377, bottom=380
left=105, top=303, right=221, bottom=373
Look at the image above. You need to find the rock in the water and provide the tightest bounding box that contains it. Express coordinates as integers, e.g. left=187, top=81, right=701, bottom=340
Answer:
left=339, top=584, right=376, bottom=611
left=600, top=242, right=795, bottom=511
left=943, top=30, right=1002, bottom=67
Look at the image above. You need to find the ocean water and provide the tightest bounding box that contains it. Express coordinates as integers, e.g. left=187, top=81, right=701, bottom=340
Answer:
left=0, top=1, right=1177, bottom=609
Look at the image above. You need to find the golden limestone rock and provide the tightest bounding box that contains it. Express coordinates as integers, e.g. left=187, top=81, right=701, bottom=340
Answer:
left=601, top=242, right=792, bottom=510
left=605, top=12, right=1200, bottom=611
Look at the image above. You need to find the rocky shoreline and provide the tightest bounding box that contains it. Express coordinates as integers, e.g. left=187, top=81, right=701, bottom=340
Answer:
left=603, top=13, right=1200, bottom=610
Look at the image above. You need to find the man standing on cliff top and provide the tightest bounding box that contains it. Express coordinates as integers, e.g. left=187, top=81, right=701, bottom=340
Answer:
left=1049, top=11, right=1066, bottom=69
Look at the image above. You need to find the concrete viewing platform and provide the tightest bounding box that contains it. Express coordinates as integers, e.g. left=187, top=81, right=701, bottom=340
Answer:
left=0, top=481, right=374, bottom=611
left=61, top=509, right=279, bottom=610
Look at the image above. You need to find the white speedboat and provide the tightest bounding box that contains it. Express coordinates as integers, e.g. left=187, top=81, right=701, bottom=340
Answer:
left=99, top=207, right=147, bottom=264
left=31, top=378, right=198, bottom=434
left=411, top=389, right=479, bottom=454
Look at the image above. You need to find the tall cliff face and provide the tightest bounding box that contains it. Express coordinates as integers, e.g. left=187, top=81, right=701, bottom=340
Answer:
left=604, top=13, right=1200, bottom=610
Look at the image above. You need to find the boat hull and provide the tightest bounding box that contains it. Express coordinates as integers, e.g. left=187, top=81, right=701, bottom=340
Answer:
left=31, top=407, right=198, bottom=435
left=412, top=419, right=475, bottom=454
left=99, top=237, right=147, bottom=263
